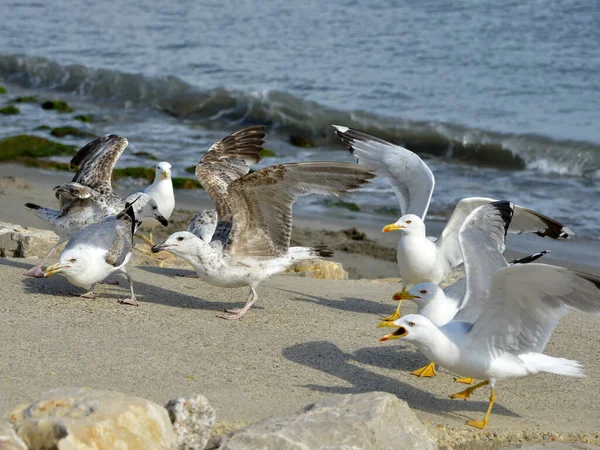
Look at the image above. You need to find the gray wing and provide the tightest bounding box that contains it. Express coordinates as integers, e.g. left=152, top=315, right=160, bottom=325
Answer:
left=436, top=197, right=571, bottom=275
left=70, top=135, right=128, bottom=193
left=451, top=201, right=513, bottom=322
left=187, top=209, right=218, bottom=242
left=465, top=264, right=600, bottom=354
left=66, top=219, right=132, bottom=267
left=224, top=162, right=375, bottom=258
left=195, top=126, right=266, bottom=220
left=333, top=125, right=435, bottom=219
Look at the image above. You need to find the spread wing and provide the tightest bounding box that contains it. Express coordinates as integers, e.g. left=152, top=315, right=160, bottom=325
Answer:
left=464, top=264, right=600, bottom=354
left=70, top=135, right=128, bottom=192
left=223, top=162, right=375, bottom=258
left=451, top=201, right=513, bottom=322
left=436, top=197, right=571, bottom=275
left=333, top=125, right=434, bottom=219
left=195, top=126, right=266, bottom=219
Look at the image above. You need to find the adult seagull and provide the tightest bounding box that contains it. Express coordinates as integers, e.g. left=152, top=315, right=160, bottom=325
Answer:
left=152, top=126, right=375, bottom=319
left=24, top=135, right=167, bottom=277
left=378, top=203, right=600, bottom=428
left=333, top=125, right=572, bottom=319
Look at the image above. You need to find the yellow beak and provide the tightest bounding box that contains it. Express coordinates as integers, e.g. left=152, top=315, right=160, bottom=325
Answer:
left=382, top=223, right=404, bottom=233
left=379, top=325, right=408, bottom=342
left=392, top=289, right=417, bottom=301
left=44, top=263, right=69, bottom=277
left=377, top=320, right=398, bottom=329
left=162, top=171, right=170, bottom=179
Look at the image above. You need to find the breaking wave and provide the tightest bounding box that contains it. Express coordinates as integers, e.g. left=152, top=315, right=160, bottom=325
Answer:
left=1, top=53, right=598, bottom=177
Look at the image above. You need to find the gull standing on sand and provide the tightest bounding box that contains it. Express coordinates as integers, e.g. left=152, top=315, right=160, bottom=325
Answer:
left=152, top=126, right=375, bottom=319
left=126, top=161, right=174, bottom=246
left=378, top=201, right=600, bottom=429
left=24, top=135, right=167, bottom=278
left=44, top=200, right=144, bottom=305
left=333, top=125, right=572, bottom=318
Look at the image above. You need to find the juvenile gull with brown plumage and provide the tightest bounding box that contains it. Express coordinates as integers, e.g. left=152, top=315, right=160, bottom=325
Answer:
left=24, top=135, right=167, bottom=277
left=153, top=126, right=375, bottom=319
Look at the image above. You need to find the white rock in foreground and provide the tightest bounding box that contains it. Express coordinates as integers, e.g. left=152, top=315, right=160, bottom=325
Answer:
left=0, top=222, right=58, bottom=258
left=213, top=392, right=437, bottom=450
left=165, top=394, right=216, bottom=450
left=9, top=387, right=176, bottom=450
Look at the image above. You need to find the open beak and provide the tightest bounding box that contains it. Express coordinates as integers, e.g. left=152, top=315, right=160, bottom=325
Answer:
left=44, top=263, right=69, bottom=277
left=382, top=223, right=404, bottom=233
left=379, top=324, right=408, bottom=342
left=156, top=214, right=169, bottom=226
left=392, top=289, right=418, bottom=302
left=151, top=243, right=173, bottom=253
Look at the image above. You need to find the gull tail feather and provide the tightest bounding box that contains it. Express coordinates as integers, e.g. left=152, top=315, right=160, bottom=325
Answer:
left=25, top=203, right=59, bottom=222
left=519, top=352, right=584, bottom=377
left=288, top=246, right=334, bottom=260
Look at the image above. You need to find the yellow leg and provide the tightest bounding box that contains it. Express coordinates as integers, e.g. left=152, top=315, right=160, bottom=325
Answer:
left=412, top=362, right=437, bottom=377
left=381, top=300, right=402, bottom=322
left=467, top=388, right=496, bottom=429
left=454, top=377, right=475, bottom=384
left=449, top=380, right=488, bottom=400
left=135, top=231, right=155, bottom=247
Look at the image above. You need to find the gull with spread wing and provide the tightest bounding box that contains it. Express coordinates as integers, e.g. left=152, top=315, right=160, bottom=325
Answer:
left=24, top=135, right=167, bottom=277
left=153, top=126, right=375, bottom=319
left=334, top=125, right=572, bottom=321
left=379, top=202, right=600, bottom=428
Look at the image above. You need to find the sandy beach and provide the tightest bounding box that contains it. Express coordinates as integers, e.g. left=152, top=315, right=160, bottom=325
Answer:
left=1, top=165, right=600, bottom=448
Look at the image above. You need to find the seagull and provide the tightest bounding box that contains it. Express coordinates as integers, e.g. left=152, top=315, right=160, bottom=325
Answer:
left=386, top=202, right=545, bottom=379
left=152, top=125, right=375, bottom=320
left=378, top=203, right=600, bottom=429
left=333, top=125, right=572, bottom=319
left=126, top=161, right=174, bottom=246
left=44, top=199, right=148, bottom=305
left=24, top=135, right=166, bottom=278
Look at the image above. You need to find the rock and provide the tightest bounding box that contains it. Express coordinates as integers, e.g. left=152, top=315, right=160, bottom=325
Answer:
left=9, top=387, right=176, bottom=450
left=214, top=392, right=437, bottom=450
left=0, top=105, right=20, bottom=115
left=283, top=260, right=349, bottom=280
left=288, top=135, right=315, bottom=148
left=165, top=394, right=216, bottom=450
left=0, top=222, right=59, bottom=258
left=0, top=422, right=27, bottom=450
left=50, top=126, right=95, bottom=138
left=41, top=100, right=73, bottom=113
left=74, top=114, right=92, bottom=123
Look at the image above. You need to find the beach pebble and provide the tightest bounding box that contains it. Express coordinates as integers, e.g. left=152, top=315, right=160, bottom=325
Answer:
left=283, top=260, right=349, bottom=280
left=8, top=387, right=176, bottom=450
left=212, top=392, right=437, bottom=450
left=0, top=422, right=27, bottom=450
left=0, top=222, right=58, bottom=258
left=165, top=394, right=216, bottom=450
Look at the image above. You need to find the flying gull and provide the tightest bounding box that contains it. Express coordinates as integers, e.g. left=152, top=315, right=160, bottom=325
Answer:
left=44, top=199, right=147, bottom=305
left=333, top=125, right=572, bottom=318
left=152, top=125, right=375, bottom=319
left=378, top=202, right=600, bottom=428
left=24, top=135, right=167, bottom=278
left=126, top=161, right=174, bottom=246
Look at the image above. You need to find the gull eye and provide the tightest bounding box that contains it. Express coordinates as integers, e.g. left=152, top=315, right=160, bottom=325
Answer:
left=408, top=321, right=416, bottom=327
left=405, top=220, right=412, bottom=224
left=153, top=206, right=157, bottom=210
left=69, top=258, right=77, bottom=263
left=177, top=236, right=185, bottom=241
left=420, top=289, right=428, bottom=295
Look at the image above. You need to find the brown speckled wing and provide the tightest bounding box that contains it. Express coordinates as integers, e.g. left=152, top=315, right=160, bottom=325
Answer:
left=225, top=162, right=375, bottom=258
left=195, top=126, right=265, bottom=219
left=70, top=135, right=128, bottom=193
